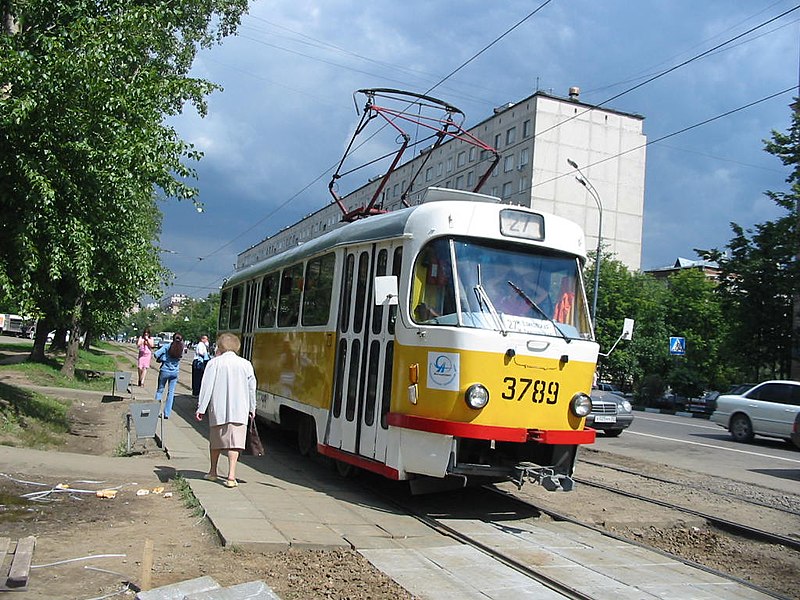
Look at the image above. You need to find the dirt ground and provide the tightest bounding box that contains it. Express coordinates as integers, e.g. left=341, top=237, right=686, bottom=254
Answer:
left=0, top=364, right=414, bottom=600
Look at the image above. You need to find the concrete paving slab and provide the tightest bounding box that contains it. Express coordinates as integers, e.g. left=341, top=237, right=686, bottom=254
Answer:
left=186, top=579, right=281, bottom=599
left=136, top=575, right=220, bottom=599
left=270, top=520, right=350, bottom=550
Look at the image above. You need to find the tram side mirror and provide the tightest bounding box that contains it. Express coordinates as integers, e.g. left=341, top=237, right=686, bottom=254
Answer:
left=621, top=318, right=634, bottom=341
left=374, top=275, right=398, bottom=306
left=600, top=318, right=634, bottom=357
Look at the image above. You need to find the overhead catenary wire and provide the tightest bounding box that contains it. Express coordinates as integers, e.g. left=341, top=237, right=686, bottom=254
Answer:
left=171, top=4, right=799, bottom=293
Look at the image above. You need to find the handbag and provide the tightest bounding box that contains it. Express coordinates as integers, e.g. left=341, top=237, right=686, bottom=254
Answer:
left=244, top=415, right=264, bottom=456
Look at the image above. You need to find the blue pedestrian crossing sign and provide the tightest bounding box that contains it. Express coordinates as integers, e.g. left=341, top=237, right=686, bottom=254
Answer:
left=669, top=336, right=686, bottom=355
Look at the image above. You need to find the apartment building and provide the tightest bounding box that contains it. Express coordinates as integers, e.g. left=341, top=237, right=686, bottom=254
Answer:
left=237, top=87, right=646, bottom=271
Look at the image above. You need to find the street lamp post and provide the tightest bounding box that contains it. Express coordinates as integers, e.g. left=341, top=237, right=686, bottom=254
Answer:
left=567, top=159, right=603, bottom=323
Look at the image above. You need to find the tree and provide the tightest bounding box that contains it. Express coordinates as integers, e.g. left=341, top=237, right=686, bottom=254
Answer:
left=763, top=100, right=800, bottom=378
left=0, top=1, right=248, bottom=375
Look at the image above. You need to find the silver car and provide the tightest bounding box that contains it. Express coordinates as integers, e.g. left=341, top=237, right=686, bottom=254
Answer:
left=587, top=390, right=634, bottom=437
left=710, top=380, right=800, bottom=444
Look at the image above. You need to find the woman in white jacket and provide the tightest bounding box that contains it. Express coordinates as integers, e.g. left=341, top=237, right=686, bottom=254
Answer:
left=195, top=333, right=257, bottom=488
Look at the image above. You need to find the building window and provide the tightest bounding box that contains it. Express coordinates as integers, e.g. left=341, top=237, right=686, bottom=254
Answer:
left=519, top=176, right=528, bottom=194
left=494, top=133, right=502, bottom=149
left=523, top=120, right=532, bottom=137
left=446, top=157, right=453, bottom=172
left=502, top=182, right=513, bottom=199
left=519, top=147, right=529, bottom=168
left=455, top=175, right=464, bottom=189
left=492, top=164, right=499, bottom=177
left=466, top=171, right=475, bottom=188
left=393, top=184, right=399, bottom=197
left=445, top=180, right=451, bottom=188
left=457, top=151, right=466, bottom=167
left=436, top=162, right=443, bottom=176
left=425, top=166, right=433, bottom=182
left=506, top=127, right=516, bottom=145
left=468, top=147, right=476, bottom=162
left=503, top=154, right=514, bottom=172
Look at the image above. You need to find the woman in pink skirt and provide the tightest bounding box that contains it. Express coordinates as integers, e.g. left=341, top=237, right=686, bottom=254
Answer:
left=195, top=333, right=257, bottom=488
left=136, top=327, right=154, bottom=386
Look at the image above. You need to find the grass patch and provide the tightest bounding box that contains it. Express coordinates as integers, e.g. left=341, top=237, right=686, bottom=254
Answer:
left=172, top=473, right=204, bottom=517
left=0, top=344, right=130, bottom=392
left=0, top=381, right=69, bottom=448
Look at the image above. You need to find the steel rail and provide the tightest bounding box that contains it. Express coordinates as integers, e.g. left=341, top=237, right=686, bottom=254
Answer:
left=579, top=456, right=800, bottom=517
left=573, top=476, right=800, bottom=552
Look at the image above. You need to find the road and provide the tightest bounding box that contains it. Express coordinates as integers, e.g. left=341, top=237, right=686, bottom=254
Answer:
left=591, top=408, right=800, bottom=495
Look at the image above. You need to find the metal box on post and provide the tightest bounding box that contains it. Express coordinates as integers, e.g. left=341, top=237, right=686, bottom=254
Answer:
left=112, top=371, right=131, bottom=398
left=127, top=402, right=161, bottom=452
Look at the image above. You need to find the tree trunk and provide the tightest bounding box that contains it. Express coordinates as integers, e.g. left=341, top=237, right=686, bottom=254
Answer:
left=29, top=317, right=50, bottom=363
left=60, top=299, right=84, bottom=378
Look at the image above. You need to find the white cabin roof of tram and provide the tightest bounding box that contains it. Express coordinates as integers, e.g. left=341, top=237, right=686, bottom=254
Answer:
left=224, top=195, right=586, bottom=287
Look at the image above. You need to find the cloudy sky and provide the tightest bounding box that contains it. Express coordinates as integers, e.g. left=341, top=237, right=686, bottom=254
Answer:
left=160, top=0, right=800, bottom=299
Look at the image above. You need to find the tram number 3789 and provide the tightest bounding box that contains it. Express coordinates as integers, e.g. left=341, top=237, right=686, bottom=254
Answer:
left=501, top=377, right=559, bottom=404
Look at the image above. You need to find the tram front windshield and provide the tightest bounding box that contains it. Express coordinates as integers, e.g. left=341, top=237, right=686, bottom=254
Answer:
left=411, top=237, right=591, bottom=339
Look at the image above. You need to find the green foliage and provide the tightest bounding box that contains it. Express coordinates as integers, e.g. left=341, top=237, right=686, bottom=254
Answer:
left=0, top=0, right=248, bottom=374
left=592, top=255, right=724, bottom=399
left=699, top=101, right=800, bottom=381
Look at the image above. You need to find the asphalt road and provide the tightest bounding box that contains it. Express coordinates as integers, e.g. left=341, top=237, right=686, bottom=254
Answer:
left=592, top=408, right=800, bottom=495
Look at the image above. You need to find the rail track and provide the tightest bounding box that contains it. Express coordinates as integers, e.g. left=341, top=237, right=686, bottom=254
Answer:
left=363, top=479, right=788, bottom=600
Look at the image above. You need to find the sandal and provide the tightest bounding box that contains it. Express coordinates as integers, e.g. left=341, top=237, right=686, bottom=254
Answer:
left=203, top=473, right=218, bottom=482
left=224, top=479, right=238, bottom=488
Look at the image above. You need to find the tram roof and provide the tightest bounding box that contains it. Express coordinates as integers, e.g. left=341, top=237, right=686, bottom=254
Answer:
left=223, top=191, right=585, bottom=288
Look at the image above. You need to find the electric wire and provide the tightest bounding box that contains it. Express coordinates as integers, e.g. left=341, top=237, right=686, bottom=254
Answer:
left=169, top=4, right=799, bottom=294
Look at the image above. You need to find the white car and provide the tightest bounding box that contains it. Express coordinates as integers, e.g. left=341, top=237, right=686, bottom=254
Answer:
left=710, top=380, right=800, bottom=444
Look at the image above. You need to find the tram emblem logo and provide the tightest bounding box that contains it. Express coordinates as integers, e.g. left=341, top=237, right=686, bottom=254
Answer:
left=427, top=352, right=460, bottom=391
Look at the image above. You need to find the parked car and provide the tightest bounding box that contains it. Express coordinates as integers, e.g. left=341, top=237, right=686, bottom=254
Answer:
left=596, top=382, right=622, bottom=394
left=587, top=390, right=634, bottom=437
left=710, top=380, right=800, bottom=444
left=792, top=412, right=800, bottom=450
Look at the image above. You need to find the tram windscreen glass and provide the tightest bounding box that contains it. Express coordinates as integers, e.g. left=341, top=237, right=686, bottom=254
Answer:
left=411, top=238, right=591, bottom=339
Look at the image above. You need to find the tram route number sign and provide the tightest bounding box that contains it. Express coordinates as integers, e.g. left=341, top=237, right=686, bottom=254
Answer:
left=669, top=336, right=686, bottom=356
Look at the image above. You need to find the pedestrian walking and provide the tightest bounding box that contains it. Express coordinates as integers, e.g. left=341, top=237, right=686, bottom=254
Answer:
left=154, top=332, right=184, bottom=419
left=195, top=332, right=257, bottom=488
left=136, top=327, right=155, bottom=386
left=191, top=334, right=211, bottom=396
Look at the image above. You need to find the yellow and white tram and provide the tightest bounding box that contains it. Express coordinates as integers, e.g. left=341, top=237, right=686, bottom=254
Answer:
left=218, top=187, right=598, bottom=493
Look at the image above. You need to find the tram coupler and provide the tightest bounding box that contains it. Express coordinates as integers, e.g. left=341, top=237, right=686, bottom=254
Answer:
left=512, top=462, right=575, bottom=492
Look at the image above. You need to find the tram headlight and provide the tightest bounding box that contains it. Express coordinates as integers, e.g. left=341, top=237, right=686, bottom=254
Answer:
left=570, top=392, right=592, bottom=418
left=465, top=384, right=489, bottom=409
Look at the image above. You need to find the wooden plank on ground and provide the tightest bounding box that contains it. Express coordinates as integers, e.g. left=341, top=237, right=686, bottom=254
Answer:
left=6, top=536, right=35, bottom=588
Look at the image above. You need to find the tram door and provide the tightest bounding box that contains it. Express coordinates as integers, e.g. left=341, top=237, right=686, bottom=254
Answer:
left=328, top=242, right=400, bottom=461
left=240, top=280, right=259, bottom=362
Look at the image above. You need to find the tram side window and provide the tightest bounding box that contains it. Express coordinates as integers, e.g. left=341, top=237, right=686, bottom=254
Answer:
left=258, top=272, right=279, bottom=328
left=353, top=252, right=370, bottom=335
left=219, top=289, right=231, bottom=330
left=372, top=249, right=388, bottom=335
left=389, top=247, right=402, bottom=335
left=411, top=238, right=455, bottom=324
left=229, top=285, right=243, bottom=330
left=302, top=253, right=335, bottom=326
left=278, top=263, right=304, bottom=327
left=340, top=254, right=355, bottom=334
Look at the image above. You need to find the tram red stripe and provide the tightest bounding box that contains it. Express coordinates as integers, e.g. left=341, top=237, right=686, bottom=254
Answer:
left=387, top=413, right=528, bottom=441
left=317, top=445, right=401, bottom=479
left=387, top=413, right=594, bottom=445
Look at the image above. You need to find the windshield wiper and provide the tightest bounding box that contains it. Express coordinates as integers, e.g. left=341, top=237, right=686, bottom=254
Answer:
left=507, top=280, right=570, bottom=342
left=472, top=265, right=506, bottom=335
